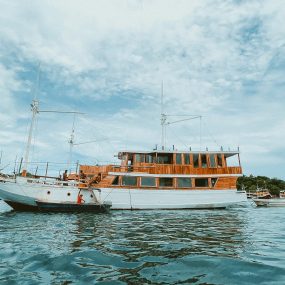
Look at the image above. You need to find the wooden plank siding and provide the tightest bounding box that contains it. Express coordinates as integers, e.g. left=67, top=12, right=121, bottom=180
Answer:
left=80, top=164, right=242, bottom=176
left=78, top=151, right=241, bottom=190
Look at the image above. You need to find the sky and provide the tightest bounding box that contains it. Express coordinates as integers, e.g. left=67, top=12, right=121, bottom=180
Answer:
left=0, top=0, right=284, bottom=179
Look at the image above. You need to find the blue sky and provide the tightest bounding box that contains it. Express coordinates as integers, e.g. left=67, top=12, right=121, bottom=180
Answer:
left=0, top=0, right=285, bottom=179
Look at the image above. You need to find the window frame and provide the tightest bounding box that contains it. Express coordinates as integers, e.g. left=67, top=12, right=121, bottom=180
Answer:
left=121, top=176, right=138, bottom=186
left=176, top=153, right=182, bottom=165
left=184, top=153, right=191, bottom=165
left=201, top=154, right=207, bottom=168
left=194, top=178, right=209, bottom=188
left=159, top=177, right=173, bottom=187
left=177, top=177, right=192, bottom=188
left=141, top=176, right=157, bottom=188
left=209, top=154, right=217, bottom=168
left=193, top=154, right=200, bottom=168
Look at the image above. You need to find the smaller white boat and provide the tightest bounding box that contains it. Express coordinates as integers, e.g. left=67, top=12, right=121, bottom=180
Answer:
left=253, top=197, right=285, bottom=207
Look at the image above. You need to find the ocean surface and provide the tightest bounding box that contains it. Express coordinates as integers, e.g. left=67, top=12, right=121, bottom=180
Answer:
left=1, top=201, right=285, bottom=285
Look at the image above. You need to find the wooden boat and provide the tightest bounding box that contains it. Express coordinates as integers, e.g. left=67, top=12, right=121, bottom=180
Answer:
left=75, top=149, right=247, bottom=209
left=0, top=150, right=247, bottom=210
left=0, top=96, right=247, bottom=210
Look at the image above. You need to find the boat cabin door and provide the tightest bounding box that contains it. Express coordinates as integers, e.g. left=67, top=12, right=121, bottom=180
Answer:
left=127, top=154, right=133, bottom=172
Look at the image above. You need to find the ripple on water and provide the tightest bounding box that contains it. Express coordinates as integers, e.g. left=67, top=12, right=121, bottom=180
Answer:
left=1, top=203, right=285, bottom=284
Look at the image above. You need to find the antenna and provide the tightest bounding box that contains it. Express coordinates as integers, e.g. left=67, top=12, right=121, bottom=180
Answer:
left=160, top=82, right=202, bottom=150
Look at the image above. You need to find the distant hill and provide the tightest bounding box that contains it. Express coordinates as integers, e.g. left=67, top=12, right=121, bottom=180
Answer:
left=237, top=175, right=285, bottom=196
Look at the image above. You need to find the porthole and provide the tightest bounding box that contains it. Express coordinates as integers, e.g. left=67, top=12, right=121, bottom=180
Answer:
left=47, top=191, right=51, bottom=195
left=90, top=194, right=93, bottom=198
left=67, top=193, right=71, bottom=196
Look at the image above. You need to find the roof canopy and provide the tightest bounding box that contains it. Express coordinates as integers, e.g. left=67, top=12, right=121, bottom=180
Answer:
left=118, top=150, right=240, bottom=158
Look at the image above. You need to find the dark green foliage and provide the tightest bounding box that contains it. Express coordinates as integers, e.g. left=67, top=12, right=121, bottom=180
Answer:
left=237, top=175, right=285, bottom=196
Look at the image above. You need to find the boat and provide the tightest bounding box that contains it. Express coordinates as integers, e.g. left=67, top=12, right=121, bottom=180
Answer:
left=0, top=175, right=112, bottom=212
left=252, top=190, right=285, bottom=207
left=79, top=150, right=247, bottom=209
left=0, top=148, right=247, bottom=210
left=0, top=85, right=247, bottom=210
left=253, top=197, right=285, bottom=207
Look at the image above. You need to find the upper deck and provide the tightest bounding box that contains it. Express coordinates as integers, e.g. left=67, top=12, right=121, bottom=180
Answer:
left=114, top=150, right=242, bottom=176
left=79, top=149, right=242, bottom=190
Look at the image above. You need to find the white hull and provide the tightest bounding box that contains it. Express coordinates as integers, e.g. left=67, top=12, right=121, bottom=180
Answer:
left=99, top=188, right=247, bottom=209
left=0, top=177, right=247, bottom=210
left=253, top=198, right=285, bottom=207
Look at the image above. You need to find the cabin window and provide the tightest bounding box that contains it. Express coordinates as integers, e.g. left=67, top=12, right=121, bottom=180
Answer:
left=211, top=178, right=218, bottom=187
left=176, top=153, right=182, bottom=164
left=157, top=153, right=173, bottom=164
left=141, top=177, right=156, bottom=187
left=122, top=176, right=137, bottom=186
left=127, top=154, right=134, bottom=171
left=159, top=177, right=173, bottom=187
left=195, top=178, right=209, bottom=187
left=145, top=154, right=153, bottom=163
left=217, top=154, right=223, bottom=167
left=184, top=153, right=191, bottom=164
left=177, top=178, right=192, bottom=188
left=201, top=154, right=207, bottom=168
left=112, top=176, right=119, bottom=185
left=193, top=154, right=199, bottom=168
left=209, top=154, right=216, bottom=168
left=135, top=154, right=145, bottom=163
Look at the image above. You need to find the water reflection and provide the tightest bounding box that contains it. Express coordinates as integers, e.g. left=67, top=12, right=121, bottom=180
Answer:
left=67, top=210, right=249, bottom=283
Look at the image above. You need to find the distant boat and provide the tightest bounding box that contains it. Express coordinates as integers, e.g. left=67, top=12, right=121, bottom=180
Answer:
left=253, top=190, right=285, bottom=207
left=253, top=197, right=285, bottom=207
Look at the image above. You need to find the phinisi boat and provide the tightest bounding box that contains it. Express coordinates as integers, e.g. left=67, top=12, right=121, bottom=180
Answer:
left=0, top=92, right=247, bottom=210
left=0, top=148, right=247, bottom=210
left=79, top=149, right=247, bottom=209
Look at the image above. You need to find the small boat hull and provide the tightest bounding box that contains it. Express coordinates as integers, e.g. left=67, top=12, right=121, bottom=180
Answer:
left=36, top=201, right=111, bottom=213
left=253, top=198, right=285, bottom=207
left=4, top=200, right=111, bottom=213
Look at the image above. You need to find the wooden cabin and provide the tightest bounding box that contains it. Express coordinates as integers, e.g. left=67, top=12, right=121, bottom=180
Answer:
left=79, top=150, right=242, bottom=191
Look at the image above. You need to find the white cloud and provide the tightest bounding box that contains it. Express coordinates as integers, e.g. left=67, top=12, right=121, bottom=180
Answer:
left=0, top=0, right=285, bottom=178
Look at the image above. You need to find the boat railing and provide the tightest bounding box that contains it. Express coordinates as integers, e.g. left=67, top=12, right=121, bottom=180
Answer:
left=107, top=165, right=242, bottom=175
left=18, top=176, right=81, bottom=187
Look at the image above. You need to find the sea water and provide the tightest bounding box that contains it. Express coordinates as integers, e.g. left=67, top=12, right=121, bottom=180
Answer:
left=1, top=201, right=285, bottom=285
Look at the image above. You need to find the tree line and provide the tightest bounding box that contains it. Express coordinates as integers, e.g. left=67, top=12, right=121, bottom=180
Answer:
left=237, top=175, right=285, bottom=196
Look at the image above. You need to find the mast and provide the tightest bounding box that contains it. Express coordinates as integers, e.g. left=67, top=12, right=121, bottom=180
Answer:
left=22, top=65, right=41, bottom=177
left=22, top=100, right=39, bottom=176
left=21, top=66, right=85, bottom=176
left=160, top=82, right=201, bottom=150
left=160, top=81, right=166, bottom=150
left=67, top=114, right=76, bottom=172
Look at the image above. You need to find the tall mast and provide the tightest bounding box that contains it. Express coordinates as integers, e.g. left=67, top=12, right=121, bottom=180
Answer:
left=21, top=65, right=85, bottom=177
left=22, top=100, right=39, bottom=176
left=22, top=65, right=41, bottom=177
left=67, top=114, right=76, bottom=172
left=160, top=81, right=166, bottom=150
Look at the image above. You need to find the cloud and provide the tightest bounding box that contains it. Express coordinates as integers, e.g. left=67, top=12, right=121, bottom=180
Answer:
left=0, top=0, right=284, bottom=178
